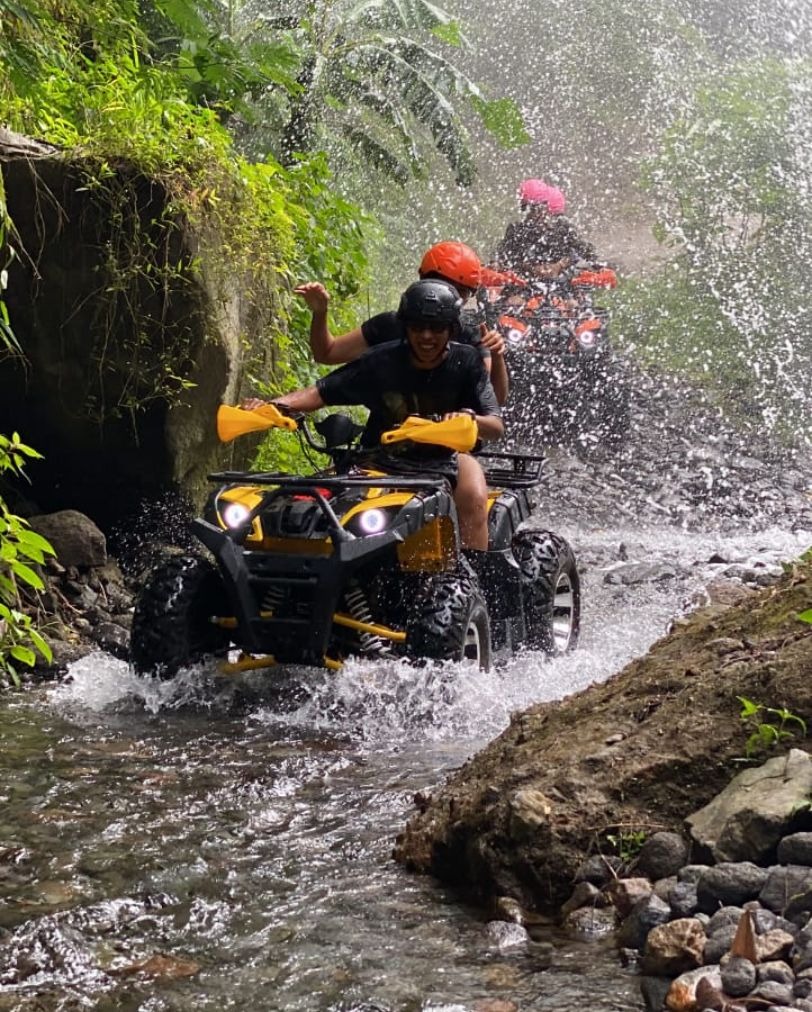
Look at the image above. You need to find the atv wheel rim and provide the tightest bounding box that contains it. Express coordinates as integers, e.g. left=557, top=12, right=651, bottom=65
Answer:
left=462, top=621, right=482, bottom=666
left=552, top=571, right=576, bottom=653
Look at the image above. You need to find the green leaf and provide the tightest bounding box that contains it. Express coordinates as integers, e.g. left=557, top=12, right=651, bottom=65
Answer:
left=15, top=529, right=55, bottom=557
left=470, top=96, right=530, bottom=149
left=737, top=695, right=762, bottom=720
left=799, top=609, right=812, bottom=625
left=432, top=21, right=463, bottom=47
left=9, top=645, right=35, bottom=667
left=28, top=628, right=52, bottom=662
left=9, top=561, right=44, bottom=591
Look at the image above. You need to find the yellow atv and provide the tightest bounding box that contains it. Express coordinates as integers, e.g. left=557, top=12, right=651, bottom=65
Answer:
left=130, top=406, right=580, bottom=677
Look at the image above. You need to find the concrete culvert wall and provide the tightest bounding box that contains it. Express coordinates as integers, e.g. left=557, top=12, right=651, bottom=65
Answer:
left=0, top=130, right=267, bottom=536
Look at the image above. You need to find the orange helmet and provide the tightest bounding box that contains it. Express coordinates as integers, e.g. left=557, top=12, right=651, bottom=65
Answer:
left=419, top=241, right=482, bottom=290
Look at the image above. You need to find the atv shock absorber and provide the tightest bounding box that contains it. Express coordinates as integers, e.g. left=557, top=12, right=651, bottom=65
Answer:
left=343, top=579, right=391, bottom=657
left=260, top=584, right=286, bottom=614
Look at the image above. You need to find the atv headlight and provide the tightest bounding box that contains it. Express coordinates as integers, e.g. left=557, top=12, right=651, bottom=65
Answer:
left=576, top=329, right=598, bottom=349
left=222, top=502, right=252, bottom=529
left=346, top=507, right=396, bottom=536
left=357, top=508, right=389, bottom=534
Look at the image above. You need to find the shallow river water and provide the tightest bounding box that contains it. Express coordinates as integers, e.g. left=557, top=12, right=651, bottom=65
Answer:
left=1, top=520, right=809, bottom=1012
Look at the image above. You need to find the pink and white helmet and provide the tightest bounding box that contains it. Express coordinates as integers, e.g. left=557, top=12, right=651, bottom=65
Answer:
left=518, top=178, right=566, bottom=215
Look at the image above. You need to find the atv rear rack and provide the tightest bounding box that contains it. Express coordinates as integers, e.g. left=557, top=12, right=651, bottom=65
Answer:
left=475, top=451, right=545, bottom=488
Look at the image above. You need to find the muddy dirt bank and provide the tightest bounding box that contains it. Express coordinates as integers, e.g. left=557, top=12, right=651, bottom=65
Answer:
left=393, top=556, right=812, bottom=914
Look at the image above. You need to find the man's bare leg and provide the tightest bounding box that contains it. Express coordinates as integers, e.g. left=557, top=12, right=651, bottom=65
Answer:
left=455, top=453, right=489, bottom=551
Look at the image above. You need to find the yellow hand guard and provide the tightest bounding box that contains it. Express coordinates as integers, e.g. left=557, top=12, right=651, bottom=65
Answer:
left=216, top=403, right=299, bottom=443
left=380, top=414, right=478, bottom=453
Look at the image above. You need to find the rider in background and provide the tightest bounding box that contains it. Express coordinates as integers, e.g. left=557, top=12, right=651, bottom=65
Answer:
left=298, top=241, right=509, bottom=405
left=494, top=179, right=597, bottom=280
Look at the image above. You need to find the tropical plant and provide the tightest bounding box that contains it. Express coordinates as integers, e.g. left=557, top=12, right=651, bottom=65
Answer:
left=233, top=0, right=528, bottom=184
left=737, top=695, right=807, bottom=759
left=0, top=433, right=55, bottom=687
left=140, top=0, right=302, bottom=113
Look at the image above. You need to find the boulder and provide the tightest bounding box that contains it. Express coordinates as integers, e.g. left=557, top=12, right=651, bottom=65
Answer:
left=686, top=750, right=812, bottom=863
left=634, top=832, right=690, bottom=881
left=696, top=863, right=769, bottom=910
left=29, top=510, right=106, bottom=569
left=641, top=918, right=706, bottom=976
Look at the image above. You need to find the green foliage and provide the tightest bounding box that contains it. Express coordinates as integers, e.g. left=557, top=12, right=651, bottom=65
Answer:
left=606, top=827, right=646, bottom=863
left=148, top=0, right=303, bottom=111
left=240, top=0, right=527, bottom=185
left=0, top=172, right=20, bottom=355
left=737, top=695, right=807, bottom=759
left=799, top=610, right=812, bottom=626
left=0, top=433, right=55, bottom=687
left=0, top=0, right=371, bottom=422
left=470, top=97, right=530, bottom=149
left=638, top=57, right=812, bottom=444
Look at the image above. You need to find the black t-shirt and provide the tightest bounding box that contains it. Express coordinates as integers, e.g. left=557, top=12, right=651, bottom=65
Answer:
left=495, top=216, right=596, bottom=273
left=361, top=311, right=488, bottom=358
left=316, top=341, right=501, bottom=453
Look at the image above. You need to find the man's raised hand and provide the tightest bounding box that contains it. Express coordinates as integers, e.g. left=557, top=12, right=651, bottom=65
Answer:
left=294, top=281, right=330, bottom=314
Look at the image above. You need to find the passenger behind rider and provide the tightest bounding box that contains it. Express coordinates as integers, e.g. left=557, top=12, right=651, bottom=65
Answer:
left=297, top=241, right=509, bottom=406
left=494, top=178, right=597, bottom=281
left=242, top=279, right=503, bottom=551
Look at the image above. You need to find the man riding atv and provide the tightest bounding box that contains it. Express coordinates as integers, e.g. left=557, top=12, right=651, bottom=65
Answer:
left=298, top=241, right=509, bottom=407
left=494, top=178, right=597, bottom=280
left=244, top=279, right=503, bottom=551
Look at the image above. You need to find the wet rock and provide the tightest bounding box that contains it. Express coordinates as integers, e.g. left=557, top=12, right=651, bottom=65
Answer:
left=492, top=896, right=526, bottom=924
left=634, top=832, right=690, bottom=881
left=687, top=751, right=812, bottom=863
left=560, top=881, right=600, bottom=918
left=562, top=905, right=616, bottom=938
left=574, top=854, right=622, bottom=887
left=639, top=975, right=671, bottom=1012
left=751, top=979, right=794, bottom=1006
left=665, top=966, right=723, bottom=1012
left=778, top=833, right=812, bottom=867
left=668, top=880, right=699, bottom=918
left=609, top=876, right=653, bottom=918
left=617, top=894, right=671, bottom=950
left=757, top=960, right=794, bottom=986
left=484, top=920, right=530, bottom=948
left=696, top=863, right=769, bottom=910
left=472, top=1000, right=518, bottom=1012
left=720, top=954, right=756, bottom=996
left=759, top=866, right=812, bottom=915
left=641, top=917, right=706, bottom=976
left=603, top=562, right=682, bottom=585
left=110, top=951, right=200, bottom=979
left=93, top=622, right=130, bottom=660
left=29, top=510, right=107, bottom=569
left=701, top=579, right=758, bottom=606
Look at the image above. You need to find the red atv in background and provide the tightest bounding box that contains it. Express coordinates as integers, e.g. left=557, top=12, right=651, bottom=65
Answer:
left=475, top=263, right=630, bottom=455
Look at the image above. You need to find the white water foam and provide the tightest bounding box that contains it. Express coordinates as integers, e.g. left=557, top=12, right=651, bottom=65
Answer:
left=49, top=523, right=810, bottom=743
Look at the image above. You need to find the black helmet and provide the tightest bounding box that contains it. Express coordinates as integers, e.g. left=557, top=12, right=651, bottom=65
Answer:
left=396, top=279, right=463, bottom=327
